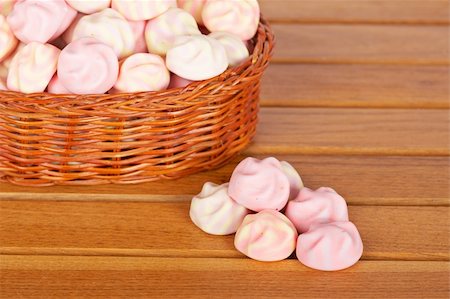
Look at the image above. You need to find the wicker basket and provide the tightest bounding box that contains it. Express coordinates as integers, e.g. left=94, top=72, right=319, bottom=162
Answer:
left=0, top=17, right=274, bottom=186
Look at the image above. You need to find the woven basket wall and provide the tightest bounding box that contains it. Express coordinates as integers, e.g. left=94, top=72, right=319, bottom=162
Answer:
left=0, top=18, right=275, bottom=186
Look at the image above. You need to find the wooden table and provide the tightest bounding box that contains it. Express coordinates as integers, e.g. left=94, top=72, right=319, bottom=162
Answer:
left=1, top=1, right=449, bottom=298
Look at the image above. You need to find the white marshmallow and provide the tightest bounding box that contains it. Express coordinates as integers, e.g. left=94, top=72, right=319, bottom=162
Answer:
left=209, top=31, right=249, bottom=66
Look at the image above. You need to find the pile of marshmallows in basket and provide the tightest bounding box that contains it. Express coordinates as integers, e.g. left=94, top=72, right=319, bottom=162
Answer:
left=190, top=157, right=364, bottom=271
left=0, top=0, right=259, bottom=94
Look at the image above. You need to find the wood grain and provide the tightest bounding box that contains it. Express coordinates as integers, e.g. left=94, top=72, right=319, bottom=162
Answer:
left=1, top=201, right=448, bottom=260
left=271, top=24, right=449, bottom=64
left=260, top=0, right=450, bottom=24
left=1, top=156, right=448, bottom=206
left=261, top=64, right=450, bottom=108
left=1, top=256, right=449, bottom=299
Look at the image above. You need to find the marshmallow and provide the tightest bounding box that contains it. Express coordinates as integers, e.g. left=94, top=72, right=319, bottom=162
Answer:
left=62, top=13, right=84, bottom=44
left=145, top=8, right=200, bottom=56
left=111, top=0, right=175, bottom=21
left=285, top=187, right=349, bottom=234
left=190, top=182, right=250, bottom=236
left=114, top=53, right=170, bottom=93
left=166, top=35, right=227, bottom=81
left=0, top=77, right=6, bottom=90
left=71, top=8, right=135, bottom=58
left=7, top=42, right=59, bottom=93
left=234, top=210, right=297, bottom=262
left=209, top=31, right=249, bottom=67
left=0, top=0, right=15, bottom=16
left=280, top=161, right=304, bottom=200
left=47, top=74, right=72, bottom=94
left=296, top=221, right=363, bottom=271
left=228, top=157, right=290, bottom=212
left=7, top=0, right=76, bottom=44
left=128, top=20, right=147, bottom=53
left=0, top=15, right=18, bottom=63
left=66, top=0, right=111, bottom=14
left=1, top=42, right=24, bottom=69
left=202, top=0, right=260, bottom=41
left=177, top=0, right=205, bottom=25
left=168, top=73, right=193, bottom=89
left=57, top=37, right=119, bottom=94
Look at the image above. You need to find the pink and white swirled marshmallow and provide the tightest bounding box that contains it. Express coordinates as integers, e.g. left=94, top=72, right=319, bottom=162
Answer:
left=145, top=8, right=200, bottom=56
left=166, top=35, right=227, bottom=81
left=280, top=161, right=304, bottom=200
left=177, top=0, right=206, bottom=25
left=128, top=20, right=148, bottom=53
left=66, top=0, right=111, bottom=14
left=228, top=157, right=290, bottom=212
left=71, top=8, right=134, bottom=58
left=0, top=0, right=15, bottom=16
left=7, top=42, right=60, bottom=93
left=114, top=53, right=170, bottom=93
left=209, top=31, right=249, bottom=67
left=285, top=187, right=349, bottom=234
left=202, top=0, right=260, bottom=41
left=235, top=210, right=297, bottom=262
left=47, top=74, right=72, bottom=94
left=0, top=15, right=18, bottom=63
left=111, top=0, right=175, bottom=21
left=190, top=182, right=250, bottom=236
left=7, top=0, right=76, bottom=44
left=57, top=37, right=119, bottom=94
left=296, top=221, right=363, bottom=271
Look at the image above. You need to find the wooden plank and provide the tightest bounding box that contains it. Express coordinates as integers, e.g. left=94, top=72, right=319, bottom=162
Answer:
left=1, top=156, right=448, bottom=206
left=261, top=0, right=450, bottom=25
left=1, top=256, right=449, bottom=299
left=271, top=24, right=449, bottom=64
left=1, top=201, right=448, bottom=260
left=261, top=64, right=450, bottom=108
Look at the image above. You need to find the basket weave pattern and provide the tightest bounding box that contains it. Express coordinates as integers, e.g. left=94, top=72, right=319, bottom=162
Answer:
left=0, top=18, right=274, bottom=186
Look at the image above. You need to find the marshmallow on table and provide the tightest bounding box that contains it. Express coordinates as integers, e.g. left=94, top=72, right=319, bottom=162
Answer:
left=71, top=8, right=135, bottom=59
left=296, top=221, right=363, bottom=271
left=168, top=73, right=193, bottom=89
left=128, top=20, right=147, bottom=53
left=190, top=182, right=250, bottom=236
left=0, top=15, right=18, bottom=63
left=209, top=32, right=249, bottom=67
left=177, top=0, right=206, bottom=25
left=111, top=0, right=175, bottom=21
left=7, top=0, right=76, bottom=44
left=166, top=35, right=227, bottom=81
left=228, top=157, right=290, bottom=212
left=66, top=0, right=111, bottom=14
left=285, top=187, right=349, bottom=234
left=0, top=0, right=15, bottom=16
left=47, top=74, right=72, bottom=94
left=145, top=8, right=201, bottom=56
left=280, top=161, right=304, bottom=200
left=114, top=53, right=170, bottom=93
left=7, top=42, right=60, bottom=93
left=58, top=37, right=119, bottom=94
left=202, top=0, right=260, bottom=41
left=235, top=210, right=297, bottom=262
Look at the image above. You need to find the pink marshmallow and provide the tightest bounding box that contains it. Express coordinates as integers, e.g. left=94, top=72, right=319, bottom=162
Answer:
left=7, top=42, right=60, bottom=93
left=71, top=8, right=135, bottom=59
left=285, top=187, right=349, bottom=234
left=166, top=35, right=227, bottom=81
left=0, top=0, right=15, bottom=16
left=57, top=37, right=119, bottom=94
left=280, top=161, right=304, bottom=200
left=228, top=157, right=290, bottom=212
left=234, top=210, right=297, bottom=262
left=177, top=0, right=206, bottom=25
left=0, top=15, right=18, bottom=63
left=209, top=31, right=249, bottom=67
left=145, top=8, right=200, bottom=56
left=7, top=0, right=76, bottom=44
left=190, top=182, right=250, bottom=236
left=296, top=221, right=363, bottom=271
left=111, top=0, right=176, bottom=21
left=47, top=74, right=72, bottom=94
left=128, top=20, right=148, bottom=54
left=168, top=73, right=193, bottom=89
left=66, top=0, right=111, bottom=14
left=62, top=13, right=85, bottom=44
left=114, top=53, right=170, bottom=93
left=202, top=0, right=260, bottom=41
